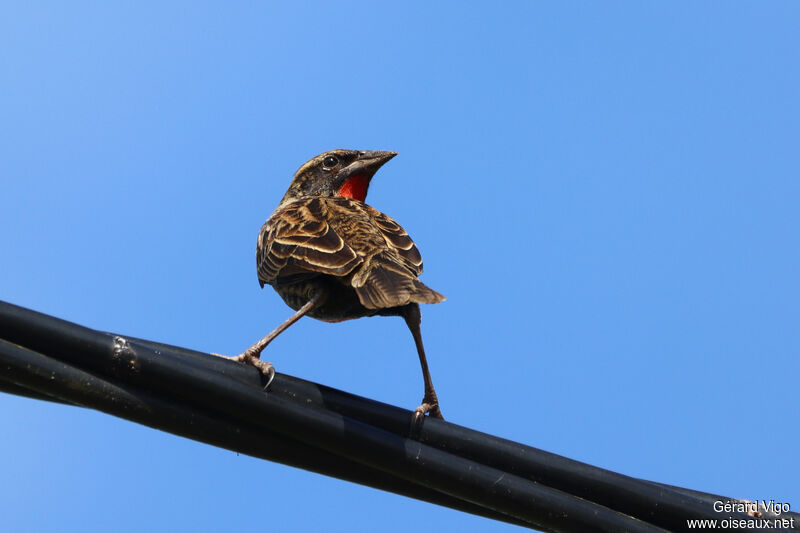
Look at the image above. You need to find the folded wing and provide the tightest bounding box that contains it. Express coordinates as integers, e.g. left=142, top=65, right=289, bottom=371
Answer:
left=257, top=197, right=445, bottom=309
left=257, top=198, right=361, bottom=287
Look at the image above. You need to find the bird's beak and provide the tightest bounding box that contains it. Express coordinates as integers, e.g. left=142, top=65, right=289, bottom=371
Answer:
left=342, top=150, right=397, bottom=179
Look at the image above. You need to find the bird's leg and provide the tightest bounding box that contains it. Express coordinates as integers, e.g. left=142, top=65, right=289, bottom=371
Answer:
left=231, top=290, right=327, bottom=388
left=402, top=303, right=444, bottom=425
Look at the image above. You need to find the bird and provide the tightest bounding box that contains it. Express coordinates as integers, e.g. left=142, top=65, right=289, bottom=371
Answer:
left=230, top=149, right=445, bottom=421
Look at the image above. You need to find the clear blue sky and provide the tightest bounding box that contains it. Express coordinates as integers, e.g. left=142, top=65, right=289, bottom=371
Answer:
left=2, top=3, right=798, bottom=532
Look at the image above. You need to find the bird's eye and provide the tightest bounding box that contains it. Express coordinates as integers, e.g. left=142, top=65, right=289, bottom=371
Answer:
left=322, top=155, right=339, bottom=169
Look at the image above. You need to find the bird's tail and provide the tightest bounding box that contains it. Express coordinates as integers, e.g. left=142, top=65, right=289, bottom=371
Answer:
left=352, top=252, right=445, bottom=310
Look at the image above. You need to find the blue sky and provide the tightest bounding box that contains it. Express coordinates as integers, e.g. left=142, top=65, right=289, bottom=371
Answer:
left=1, top=3, right=798, bottom=532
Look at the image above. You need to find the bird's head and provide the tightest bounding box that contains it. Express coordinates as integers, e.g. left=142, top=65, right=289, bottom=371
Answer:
left=281, top=149, right=397, bottom=203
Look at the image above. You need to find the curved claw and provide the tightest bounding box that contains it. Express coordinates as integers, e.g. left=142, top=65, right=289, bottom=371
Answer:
left=262, top=364, right=276, bottom=390
left=232, top=352, right=275, bottom=391
left=245, top=357, right=274, bottom=390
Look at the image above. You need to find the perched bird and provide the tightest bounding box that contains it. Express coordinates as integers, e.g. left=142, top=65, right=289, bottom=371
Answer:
left=232, top=149, right=445, bottom=420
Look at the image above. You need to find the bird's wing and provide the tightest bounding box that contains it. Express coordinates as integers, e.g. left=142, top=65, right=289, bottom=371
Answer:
left=256, top=198, right=361, bottom=287
left=364, top=205, right=424, bottom=277
left=347, top=202, right=444, bottom=310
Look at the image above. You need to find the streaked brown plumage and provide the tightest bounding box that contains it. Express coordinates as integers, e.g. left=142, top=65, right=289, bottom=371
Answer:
left=232, top=149, right=445, bottom=420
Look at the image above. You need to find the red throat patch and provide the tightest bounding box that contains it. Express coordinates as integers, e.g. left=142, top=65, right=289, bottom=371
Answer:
left=337, top=175, right=370, bottom=202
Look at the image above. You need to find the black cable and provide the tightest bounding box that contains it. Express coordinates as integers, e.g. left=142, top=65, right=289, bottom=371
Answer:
left=1, top=300, right=795, bottom=533
left=7, top=350, right=795, bottom=532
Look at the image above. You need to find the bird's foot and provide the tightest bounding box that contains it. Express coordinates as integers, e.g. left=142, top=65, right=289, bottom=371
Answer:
left=410, top=399, right=444, bottom=433
left=214, top=350, right=275, bottom=390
